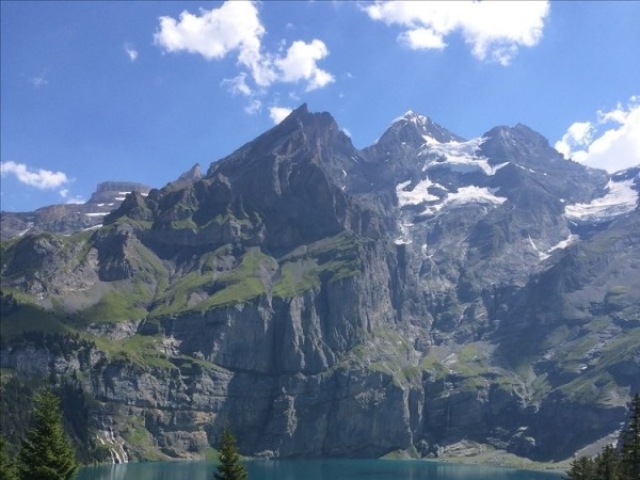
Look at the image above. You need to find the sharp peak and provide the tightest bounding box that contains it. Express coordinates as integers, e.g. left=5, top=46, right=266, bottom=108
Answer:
left=393, top=110, right=433, bottom=125
left=283, top=103, right=335, bottom=123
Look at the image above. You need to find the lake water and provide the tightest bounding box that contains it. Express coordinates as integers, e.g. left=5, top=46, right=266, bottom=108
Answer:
left=77, top=459, right=564, bottom=480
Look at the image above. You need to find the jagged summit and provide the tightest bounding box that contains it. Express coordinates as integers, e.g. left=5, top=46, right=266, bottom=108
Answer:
left=2, top=105, right=638, bottom=464
left=381, top=110, right=464, bottom=146
left=178, top=163, right=202, bottom=181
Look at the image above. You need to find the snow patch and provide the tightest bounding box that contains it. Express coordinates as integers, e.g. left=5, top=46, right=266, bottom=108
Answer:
left=114, top=197, right=125, bottom=201
left=83, top=224, right=102, bottom=231
left=422, top=186, right=507, bottom=216
left=394, top=221, right=414, bottom=245
left=528, top=236, right=549, bottom=261
left=392, top=110, right=430, bottom=126
left=421, top=137, right=509, bottom=176
left=396, top=178, right=440, bottom=206
left=564, top=179, right=638, bottom=223
left=548, top=234, right=579, bottom=253
left=17, top=226, right=32, bottom=237
left=85, top=212, right=108, bottom=217
left=529, top=234, right=580, bottom=261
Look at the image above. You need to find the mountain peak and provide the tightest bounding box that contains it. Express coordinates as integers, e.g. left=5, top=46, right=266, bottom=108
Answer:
left=379, top=110, right=464, bottom=146
left=395, top=109, right=431, bottom=126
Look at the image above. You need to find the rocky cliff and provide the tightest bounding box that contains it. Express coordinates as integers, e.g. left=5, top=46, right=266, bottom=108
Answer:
left=0, top=181, right=151, bottom=240
left=1, top=105, right=638, bottom=464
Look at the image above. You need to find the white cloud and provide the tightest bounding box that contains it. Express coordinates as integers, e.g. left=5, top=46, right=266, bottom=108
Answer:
left=362, top=1, right=550, bottom=65
left=399, top=28, right=446, bottom=50
left=555, top=121, right=594, bottom=158
left=274, top=39, right=334, bottom=91
left=269, top=106, right=293, bottom=125
left=245, top=98, right=262, bottom=115
left=65, top=196, right=85, bottom=205
left=0, top=161, right=68, bottom=189
left=555, top=96, right=640, bottom=173
left=124, top=43, right=139, bottom=62
left=154, top=1, right=333, bottom=94
left=58, top=188, right=84, bottom=204
left=223, top=73, right=254, bottom=96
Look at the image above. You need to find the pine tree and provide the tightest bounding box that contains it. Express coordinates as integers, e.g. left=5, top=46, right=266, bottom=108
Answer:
left=214, top=427, right=247, bottom=480
left=565, top=456, right=595, bottom=480
left=0, top=436, right=18, bottom=480
left=16, top=388, right=78, bottom=480
left=594, top=444, right=621, bottom=480
left=620, top=393, right=640, bottom=480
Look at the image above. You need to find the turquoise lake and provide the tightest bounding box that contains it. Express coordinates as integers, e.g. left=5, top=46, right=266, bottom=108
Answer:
left=77, top=459, right=564, bottom=480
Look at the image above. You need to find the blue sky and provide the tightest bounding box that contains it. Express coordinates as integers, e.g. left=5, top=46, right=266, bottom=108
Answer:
left=1, top=1, right=639, bottom=212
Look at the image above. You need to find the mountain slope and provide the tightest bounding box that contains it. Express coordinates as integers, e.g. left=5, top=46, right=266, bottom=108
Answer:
left=1, top=105, right=638, bottom=464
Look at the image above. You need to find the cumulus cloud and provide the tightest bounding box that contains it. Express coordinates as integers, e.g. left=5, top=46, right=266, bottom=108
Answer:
left=154, top=1, right=333, bottom=94
left=124, top=43, right=139, bottom=62
left=555, top=96, right=640, bottom=173
left=1, top=161, right=68, bottom=189
left=269, top=106, right=293, bottom=124
left=274, top=39, right=334, bottom=91
left=362, top=1, right=550, bottom=65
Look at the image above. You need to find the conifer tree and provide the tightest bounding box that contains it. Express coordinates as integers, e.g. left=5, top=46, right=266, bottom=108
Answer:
left=0, top=436, right=17, bottom=480
left=214, top=427, right=248, bottom=480
left=620, top=393, right=640, bottom=480
left=594, top=444, right=621, bottom=480
left=16, top=388, right=78, bottom=480
left=565, top=456, right=595, bottom=480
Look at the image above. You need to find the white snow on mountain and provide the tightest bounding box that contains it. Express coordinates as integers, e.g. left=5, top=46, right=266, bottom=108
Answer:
left=420, top=137, right=509, bottom=175
left=396, top=178, right=442, bottom=206
left=528, top=233, right=579, bottom=261
left=564, top=179, right=638, bottom=223
left=422, top=185, right=507, bottom=216
left=548, top=234, right=579, bottom=253
left=392, top=110, right=431, bottom=127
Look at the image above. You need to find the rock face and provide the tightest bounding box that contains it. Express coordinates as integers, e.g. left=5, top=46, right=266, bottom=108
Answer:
left=1, top=105, right=639, bottom=463
left=0, top=181, right=151, bottom=240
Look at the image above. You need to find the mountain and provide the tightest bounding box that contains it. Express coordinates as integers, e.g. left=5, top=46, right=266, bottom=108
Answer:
left=1, top=105, right=638, bottom=465
left=0, top=181, right=151, bottom=240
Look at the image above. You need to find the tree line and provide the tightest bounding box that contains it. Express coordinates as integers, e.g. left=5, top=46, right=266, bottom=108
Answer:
left=0, top=388, right=248, bottom=480
left=565, top=393, right=640, bottom=480
left=1, top=387, right=637, bottom=480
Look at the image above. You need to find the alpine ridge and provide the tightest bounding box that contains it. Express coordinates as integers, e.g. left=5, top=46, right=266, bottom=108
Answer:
left=1, top=105, right=638, bottom=465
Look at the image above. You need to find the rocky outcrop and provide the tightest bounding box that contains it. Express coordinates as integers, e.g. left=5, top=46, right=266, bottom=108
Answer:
left=1, top=105, right=638, bottom=464
left=0, top=181, right=152, bottom=240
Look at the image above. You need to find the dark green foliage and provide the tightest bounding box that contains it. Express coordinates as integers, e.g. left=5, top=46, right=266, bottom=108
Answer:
left=0, top=437, right=17, bottom=480
left=565, top=393, right=640, bottom=480
left=620, top=393, right=640, bottom=480
left=565, top=457, right=595, bottom=480
left=214, top=427, right=247, bottom=480
left=16, top=388, right=78, bottom=480
left=0, top=377, right=36, bottom=452
left=594, top=444, right=622, bottom=480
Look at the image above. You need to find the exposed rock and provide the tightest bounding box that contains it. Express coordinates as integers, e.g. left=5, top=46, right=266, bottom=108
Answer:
left=1, top=105, right=638, bottom=464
